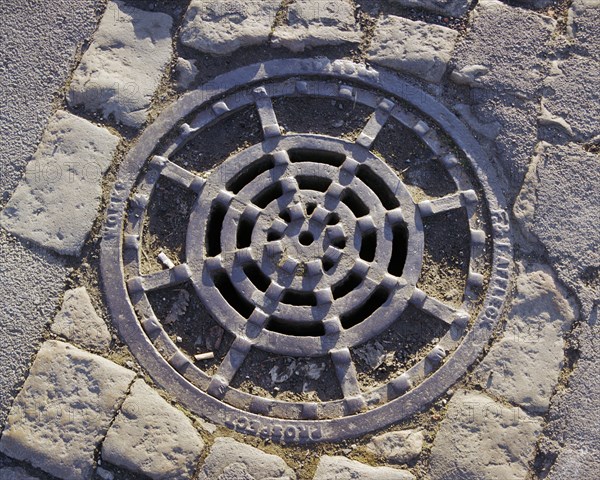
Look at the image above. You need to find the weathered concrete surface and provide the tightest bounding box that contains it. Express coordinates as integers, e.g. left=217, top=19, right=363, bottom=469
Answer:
left=175, top=58, right=199, bottom=91
left=428, top=390, right=543, bottom=480
left=314, top=456, right=415, bottom=480
left=0, top=341, right=135, bottom=480
left=272, top=0, right=361, bottom=52
left=568, top=0, right=600, bottom=59
left=68, top=0, right=173, bottom=128
left=180, top=0, right=280, bottom=55
left=542, top=57, right=600, bottom=142
left=197, top=437, right=296, bottom=480
left=367, top=15, right=458, bottom=83
left=451, top=0, right=555, bottom=97
left=51, top=287, right=112, bottom=351
left=0, top=110, right=119, bottom=256
left=389, top=0, right=468, bottom=17
left=474, top=262, right=576, bottom=413
left=514, top=142, right=600, bottom=316
left=366, top=429, right=424, bottom=464
left=102, top=380, right=204, bottom=480
left=0, top=0, right=102, bottom=429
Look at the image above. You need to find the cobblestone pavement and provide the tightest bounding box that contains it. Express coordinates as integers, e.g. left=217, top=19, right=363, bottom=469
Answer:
left=0, top=0, right=598, bottom=479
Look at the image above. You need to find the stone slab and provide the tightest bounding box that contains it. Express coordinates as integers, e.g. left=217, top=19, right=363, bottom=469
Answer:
left=366, top=429, right=424, bottom=464
left=0, top=110, right=119, bottom=256
left=428, top=390, right=543, bottom=480
left=313, top=456, right=415, bottom=480
left=197, top=437, right=295, bottom=480
left=542, top=56, right=600, bottom=142
left=568, top=0, right=600, bottom=59
left=68, top=0, right=173, bottom=127
left=51, top=287, right=112, bottom=351
left=389, top=0, right=469, bottom=17
left=367, top=15, right=458, bottom=83
left=180, top=0, right=280, bottom=55
left=473, top=262, right=576, bottom=413
left=0, top=340, right=135, bottom=480
left=514, top=142, right=600, bottom=316
left=272, top=0, right=361, bottom=52
left=451, top=0, right=555, bottom=97
left=102, top=380, right=204, bottom=480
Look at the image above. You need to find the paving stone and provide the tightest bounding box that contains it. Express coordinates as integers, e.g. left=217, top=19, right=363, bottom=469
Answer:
left=175, top=58, right=198, bottom=91
left=50, top=287, right=112, bottom=351
left=0, top=110, right=119, bottom=256
left=542, top=56, right=600, bottom=141
left=272, top=0, right=361, bottom=52
left=313, top=456, right=415, bottom=480
left=68, top=0, right=173, bottom=128
left=180, top=0, right=280, bottom=55
left=366, top=429, right=424, bottom=464
left=514, top=142, right=600, bottom=316
left=451, top=0, right=555, bottom=97
left=197, top=437, right=295, bottom=480
left=473, top=262, right=577, bottom=413
left=389, top=0, right=469, bottom=17
left=568, top=0, right=600, bottom=58
left=367, top=15, right=459, bottom=83
left=0, top=340, right=136, bottom=480
left=0, top=467, right=40, bottom=480
left=428, top=390, right=543, bottom=480
left=102, top=380, right=204, bottom=480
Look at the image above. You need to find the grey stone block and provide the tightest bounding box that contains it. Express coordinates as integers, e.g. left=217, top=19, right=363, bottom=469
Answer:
left=272, top=0, right=361, bottom=52
left=180, top=0, right=280, bottom=55
left=367, top=15, right=459, bottom=83
left=0, top=341, right=135, bottom=480
left=0, top=110, right=119, bottom=256
left=428, top=390, right=543, bottom=480
left=68, top=0, right=173, bottom=127
left=102, top=380, right=204, bottom=480
left=51, top=287, right=112, bottom=351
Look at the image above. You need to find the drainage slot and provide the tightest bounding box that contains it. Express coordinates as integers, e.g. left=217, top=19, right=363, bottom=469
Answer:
left=340, top=286, right=389, bottom=329
left=322, top=258, right=335, bottom=272
left=341, top=189, right=369, bottom=217
left=299, top=231, right=315, bottom=246
left=227, top=155, right=274, bottom=194
left=332, top=272, right=363, bottom=299
left=296, top=175, right=332, bottom=192
left=253, top=182, right=283, bottom=208
left=359, top=231, right=377, bottom=262
left=306, top=202, right=317, bottom=215
left=206, top=201, right=227, bottom=256
left=288, top=148, right=345, bottom=167
left=356, top=165, right=400, bottom=210
left=281, top=290, right=317, bottom=306
left=331, top=237, right=346, bottom=249
left=267, top=231, right=282, bottom=241
left=243, top=263, right=271, bottom=292
left=279, top=210, right=292, bottom=223
left=326, top=213, right=340, bottom=225
left=213, top=271, right=254, bottom=318
left=236, top=214, right=255, bottom=249
left=389, top=223, right=408, bottom=277
left=266, top=316, right=325, bottom=337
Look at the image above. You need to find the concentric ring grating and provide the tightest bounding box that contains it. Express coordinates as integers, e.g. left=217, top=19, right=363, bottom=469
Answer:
left=101, top=58, right=513, bottom=443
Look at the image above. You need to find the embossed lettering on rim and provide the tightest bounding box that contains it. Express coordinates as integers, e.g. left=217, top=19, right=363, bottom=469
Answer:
left=101, top=58, right=512, bottom=443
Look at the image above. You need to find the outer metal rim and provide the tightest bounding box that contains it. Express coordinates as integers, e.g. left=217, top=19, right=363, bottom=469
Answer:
left=101, top=58, right=513, bottom=443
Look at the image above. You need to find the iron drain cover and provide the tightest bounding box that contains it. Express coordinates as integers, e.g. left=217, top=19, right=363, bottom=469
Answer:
left=101, top=58, right=512, bottom=443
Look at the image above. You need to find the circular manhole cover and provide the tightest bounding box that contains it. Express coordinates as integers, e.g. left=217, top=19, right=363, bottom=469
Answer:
left=101, top=58, right=512, bottom=443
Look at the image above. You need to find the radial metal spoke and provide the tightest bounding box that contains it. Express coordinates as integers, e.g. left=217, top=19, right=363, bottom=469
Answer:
left=418, top=190, right=478, bottom=217
left=254, top=87, right=281, bottom=138
left=127, top=264, right=192, bottom=294
left=330, top=347, right=366, bottom=413
left=150, top=156, right=205, bottom=193
left=356, top=98, right=396, bottom=149
left=206, top=338, right=253, bottom=399
left=409, top=288, right=469, bottom=326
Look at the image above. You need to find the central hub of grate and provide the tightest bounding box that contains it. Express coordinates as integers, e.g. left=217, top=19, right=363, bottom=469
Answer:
left=101, top=59, right=513, bottom=443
